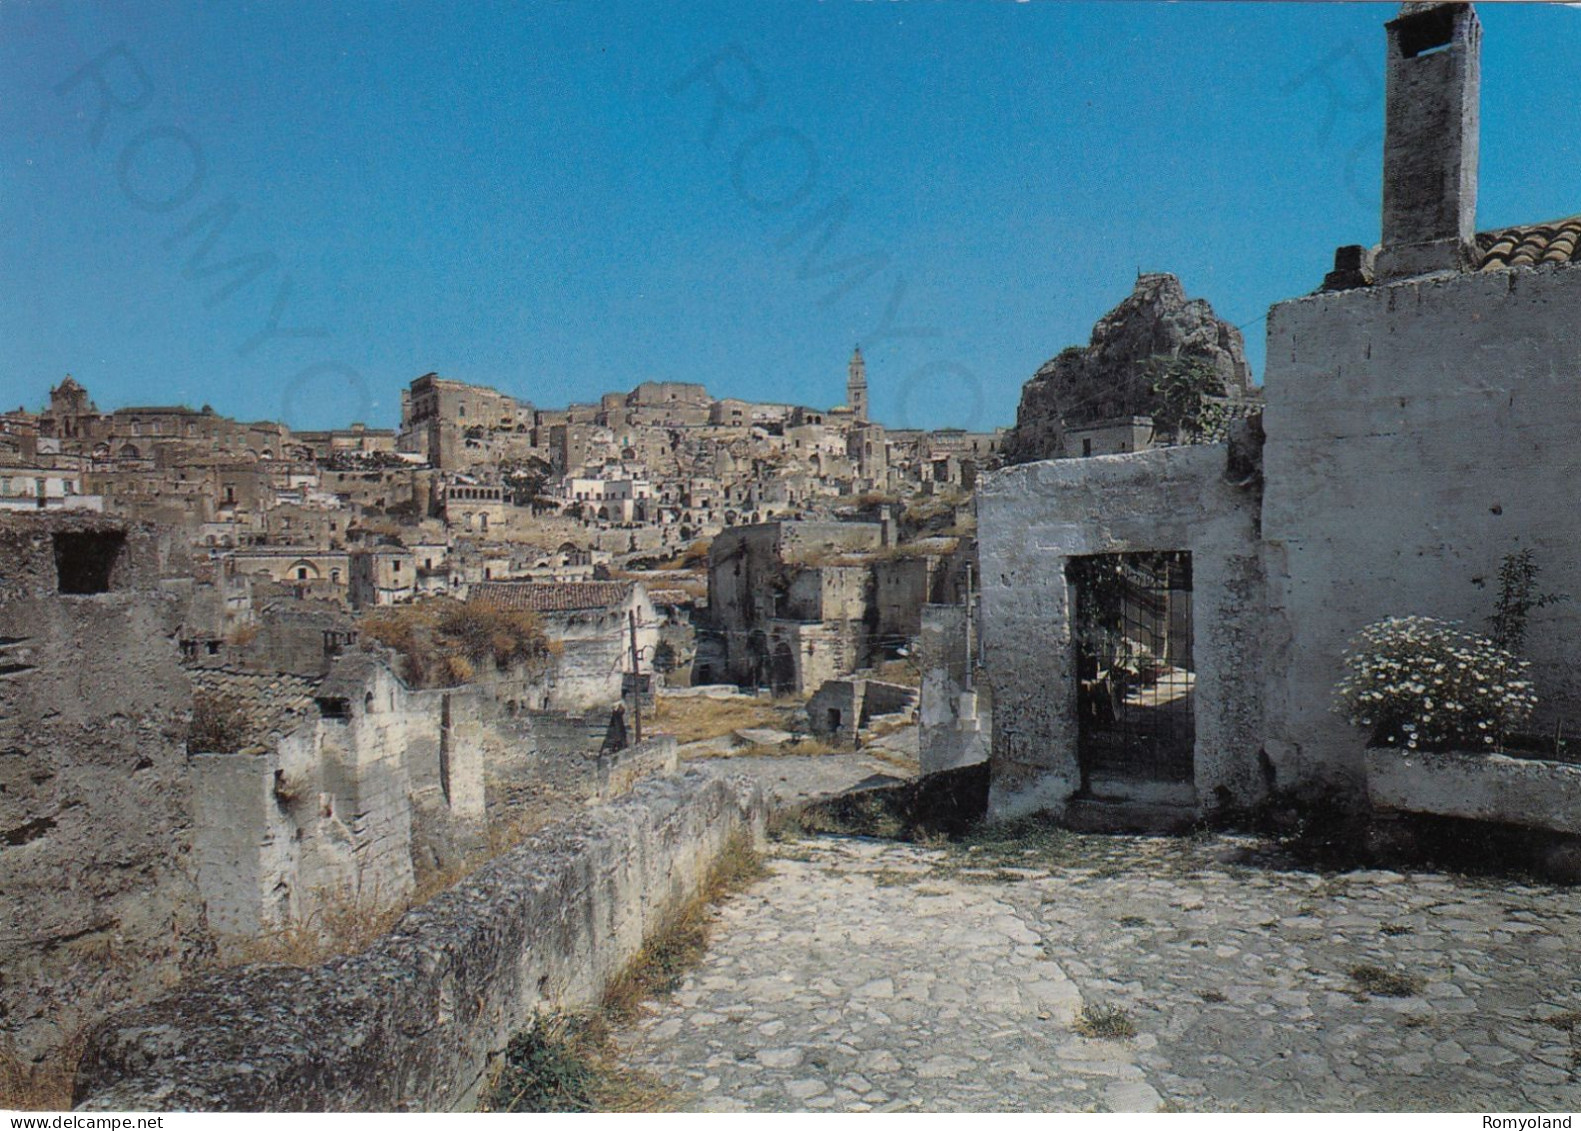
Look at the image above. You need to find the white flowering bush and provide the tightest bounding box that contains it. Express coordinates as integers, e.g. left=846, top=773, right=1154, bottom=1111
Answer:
left=1334, top=615, right=1537, bottom=752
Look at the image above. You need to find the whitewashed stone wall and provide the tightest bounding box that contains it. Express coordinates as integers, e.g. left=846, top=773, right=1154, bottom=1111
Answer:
left=1262, top=262, right=1581, bottom=793
left=977, top=445, right=1265, bottom=820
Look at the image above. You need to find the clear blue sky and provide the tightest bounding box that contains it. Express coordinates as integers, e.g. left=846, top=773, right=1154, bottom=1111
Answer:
left=3, top=2, right=1579, bottom=432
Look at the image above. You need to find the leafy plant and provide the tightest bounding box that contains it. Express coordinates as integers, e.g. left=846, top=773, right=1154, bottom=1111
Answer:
left=1334, top=615, right=1536, bottom=752
left=1145, top=355, right=1229, bottom=443
left=1487, top=549, right=1567, bottom=654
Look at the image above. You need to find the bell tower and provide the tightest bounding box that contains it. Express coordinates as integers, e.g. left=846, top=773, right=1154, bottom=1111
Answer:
left=846, top=346, right=868, bottom=422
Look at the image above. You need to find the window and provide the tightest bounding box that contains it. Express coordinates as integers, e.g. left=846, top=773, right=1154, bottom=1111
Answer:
left=53, top=531, right=125, bottom=594
left=1082, top=439, right=1093, bottom=457
left=393, top=560, right=401, bottom=572
left=1397, top=5, right=1455, bottom=58
left=297, top=567, right=309, bottom=580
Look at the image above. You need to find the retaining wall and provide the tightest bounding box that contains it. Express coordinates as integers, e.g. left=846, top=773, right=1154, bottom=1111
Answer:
left=73, top=768, right=765, bottom=1112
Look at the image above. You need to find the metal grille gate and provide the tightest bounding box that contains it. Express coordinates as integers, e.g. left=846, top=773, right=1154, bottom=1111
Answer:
left=1068, top=551, right=1195, bottom=790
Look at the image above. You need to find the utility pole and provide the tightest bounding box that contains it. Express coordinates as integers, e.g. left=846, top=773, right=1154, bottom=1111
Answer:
left=963, top=562, right=974, bottom=693
left=628, top=609, right=643, bottom=744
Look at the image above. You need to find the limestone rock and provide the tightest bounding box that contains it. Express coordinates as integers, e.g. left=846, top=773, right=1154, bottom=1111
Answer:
left=1003, top=274, right=1252, bottom=464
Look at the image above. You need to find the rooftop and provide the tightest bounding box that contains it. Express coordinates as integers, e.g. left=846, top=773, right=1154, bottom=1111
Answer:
left=468, top=579, right=636, bottom=612
left=189, top=668, right=322, bottom=746
left=1474, top=216, right=1581, bottom=272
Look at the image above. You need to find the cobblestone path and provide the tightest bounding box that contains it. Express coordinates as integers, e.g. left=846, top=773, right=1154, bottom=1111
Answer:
left=617, top=832, right=1581, bottom=1112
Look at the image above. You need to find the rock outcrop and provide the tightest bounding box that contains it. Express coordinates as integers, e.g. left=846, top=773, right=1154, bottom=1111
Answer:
left=1003, top=274, right=1252, bottom=464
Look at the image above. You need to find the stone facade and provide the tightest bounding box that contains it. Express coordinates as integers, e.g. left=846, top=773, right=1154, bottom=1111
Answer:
left=978, top=444, right=1265, bottom=821
left=978, top=2, right=1581, bottom=830
left=917, top=603, right=990, bottom=774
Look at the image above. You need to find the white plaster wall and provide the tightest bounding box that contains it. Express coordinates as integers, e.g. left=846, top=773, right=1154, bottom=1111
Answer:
left=1263, top=263, right=1581, bottom=794
left=977, top=445, right=1265, bottom=820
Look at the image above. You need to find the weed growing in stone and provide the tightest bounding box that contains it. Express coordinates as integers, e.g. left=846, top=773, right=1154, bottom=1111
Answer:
left=480, top=1012, right=671, bottom=1113
left=1075, top=1003, right=1138, bottom=1039
left=1348, top=964, right=1424, bottom=997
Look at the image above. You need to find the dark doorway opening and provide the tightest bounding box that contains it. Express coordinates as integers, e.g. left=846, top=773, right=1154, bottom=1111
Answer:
left=1068, top=551, right=1195, bottom=793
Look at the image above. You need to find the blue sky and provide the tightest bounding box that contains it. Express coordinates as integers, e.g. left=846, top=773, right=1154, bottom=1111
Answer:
left=3, top=2, right=1579, bottom=432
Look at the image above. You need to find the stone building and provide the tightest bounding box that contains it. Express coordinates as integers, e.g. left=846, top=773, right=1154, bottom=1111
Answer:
left=188, top=653, right=487, bottom=939
left=0, top=513, right=205, bottom=1060
left=467, top=580, right=658, bottom=711
left=400, top=373, right=534, bottom=469
left=977, top=2, right=1581, bottom=830
left=701, top=520, right=884, bottom=690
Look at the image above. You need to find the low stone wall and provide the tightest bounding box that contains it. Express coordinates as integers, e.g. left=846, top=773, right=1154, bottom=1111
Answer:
left=597, top=734, right=679, bottom=800
left=1366, top=748, right=1581, bottom=837
left=73, top=768, right=766, bottom=1112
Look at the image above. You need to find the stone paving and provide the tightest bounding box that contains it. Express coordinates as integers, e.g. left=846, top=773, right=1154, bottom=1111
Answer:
left=617, top=831, right=1581, bottom=1112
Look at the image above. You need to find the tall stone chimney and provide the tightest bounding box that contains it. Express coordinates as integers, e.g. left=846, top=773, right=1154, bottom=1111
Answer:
left=1376, top=2, right=1480, bottom=280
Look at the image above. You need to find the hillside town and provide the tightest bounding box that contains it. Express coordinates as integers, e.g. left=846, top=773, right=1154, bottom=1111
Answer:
left=5, top=0, right=1581, bottom=1117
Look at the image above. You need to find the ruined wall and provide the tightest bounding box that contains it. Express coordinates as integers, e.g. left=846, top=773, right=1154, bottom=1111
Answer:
left=977, top=445, right=1266, bottom=820
left=190, top=674, right=490, bottom=941
left=918, top=604, right=990, bottom=774
left=1262, top=262, right=1581, bottom=794
left=75, top=770, right=766, bottom=1113
left=0, top=516, right=206, bottom=1061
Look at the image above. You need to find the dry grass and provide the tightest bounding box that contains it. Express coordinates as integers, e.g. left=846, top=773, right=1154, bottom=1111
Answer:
left=482, top=828, right=766, bottom=1113
left=650, top=694, right=798, bottom=745
left=0, top=1031, right=89, bottom=1112
left=601, top=829, right=767, bottom=1023
left=221, top=861, right=470, bottom=968
left=361, top=598, right=557, bottom=688
left=1348, top=964, right=1424, bottom=998
left=869, top=658, right=920, bottom=688
left=478, top=1011, right=674, bottom=1113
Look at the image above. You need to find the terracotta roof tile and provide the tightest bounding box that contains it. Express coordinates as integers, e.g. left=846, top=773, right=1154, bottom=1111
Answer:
left=468, top=580, right=635, bottom=612
left=1474, top=216, right=1581, bottom=272
left=190, top=668, right=321, bottom=746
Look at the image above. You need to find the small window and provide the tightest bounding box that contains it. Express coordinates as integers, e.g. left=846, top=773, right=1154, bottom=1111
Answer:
left=53, top=531, right=126, bottom=594
left=1397, top=6, right=1455, bottom=59
left=393, top=560, right=401, bottom=572
left=297, top=567, right=309, bottom=580
left=1082, top=438, right=1093, bottom=457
